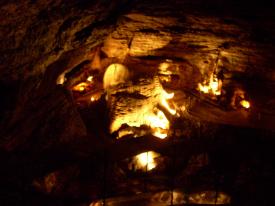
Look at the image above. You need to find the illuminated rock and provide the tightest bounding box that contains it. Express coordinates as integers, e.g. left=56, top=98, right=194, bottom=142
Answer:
left=106, top=76, right=176, bottom=139
left=103, top=63, right=131, bottom=90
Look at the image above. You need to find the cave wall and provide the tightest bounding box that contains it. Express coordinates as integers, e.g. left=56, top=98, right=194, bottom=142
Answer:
left=0, top=0, right=274, bottom=205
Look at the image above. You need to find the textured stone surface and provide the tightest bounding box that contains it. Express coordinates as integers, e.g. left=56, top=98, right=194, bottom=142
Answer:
left=0, top=0, right=274, bottom=205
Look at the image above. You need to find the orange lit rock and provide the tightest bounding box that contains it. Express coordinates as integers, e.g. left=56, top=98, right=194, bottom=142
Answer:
left=72, top=82, right=89, bottom=92
left=240, top=100, right=250, bottom=109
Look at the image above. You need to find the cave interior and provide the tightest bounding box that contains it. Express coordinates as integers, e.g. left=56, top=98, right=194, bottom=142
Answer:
left=0, top=0, right=275, bottom=205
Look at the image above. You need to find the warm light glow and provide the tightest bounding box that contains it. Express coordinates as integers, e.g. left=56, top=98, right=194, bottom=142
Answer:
left=158, top=62, right=171, bottom=74
left=89, top=201, right=104, bottom=206
left=87, top=76, right=93, bottom=82
left=56, top=73, right=66, bottom=85
left=147, top=110, right=169, bottom=139
left=188, top=191, right=231, bottom=205
left=163, top=90, right=174, bottom=99
left=159, top=75, right=172, bottom=83
left=135, top=151, right=158, bottom=171
left=148, top=110, right=169, bottom=129
left=103, top=63, right=130, bottom=90
left=180, top=105, right=186, bottom=112
left=160, top=90, right=176, bottom=115
left=152, top=128, right=168, bottom=139
left=90, top=96, right=95, bottom=102
left=72, top=82, right=89, bottom=92
left=109, top=77, right=177, bottom=139
left=240, top=100, right=250, bottom=109
left=198, top=74, right=222, bottom=96
left=149, top=91, right=175, bottom=138
left=147, top=90, right=176, bottom=138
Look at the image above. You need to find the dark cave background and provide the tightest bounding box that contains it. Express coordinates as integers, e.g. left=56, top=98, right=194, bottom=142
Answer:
left=0, top=0, right=275, bottom=205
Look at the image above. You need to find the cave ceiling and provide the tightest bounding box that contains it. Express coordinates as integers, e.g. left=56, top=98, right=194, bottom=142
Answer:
left=0, top=0, right=274, bottom=205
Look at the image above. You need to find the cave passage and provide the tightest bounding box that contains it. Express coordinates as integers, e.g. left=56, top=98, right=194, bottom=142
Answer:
left=0, top=0, right=274, bottom=206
